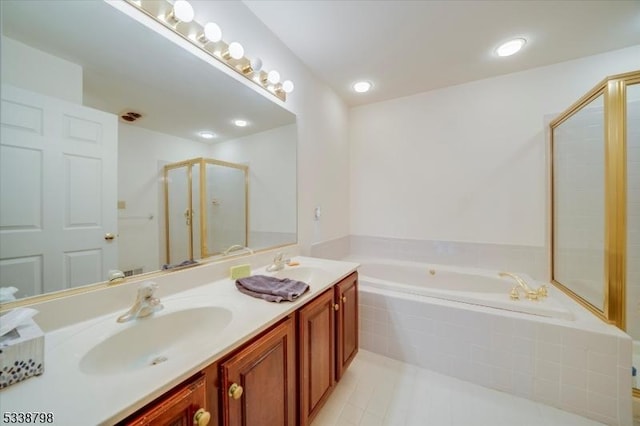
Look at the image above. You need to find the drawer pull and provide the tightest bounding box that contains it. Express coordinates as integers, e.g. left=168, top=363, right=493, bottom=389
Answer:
left=193, top=408, right=211, bottom=426
left=228, top=382, right=243, bottom=400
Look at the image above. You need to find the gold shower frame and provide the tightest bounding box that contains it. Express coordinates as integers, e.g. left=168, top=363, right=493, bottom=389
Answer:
left=550, top=70, right=639, bottom=397
left=550, top=70, right=638, bottom=326
left=163, top=157, right=249, bottom=264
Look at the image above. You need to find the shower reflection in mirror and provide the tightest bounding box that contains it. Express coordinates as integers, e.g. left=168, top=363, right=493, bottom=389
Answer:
left=163, top=158, right=248, bottom=266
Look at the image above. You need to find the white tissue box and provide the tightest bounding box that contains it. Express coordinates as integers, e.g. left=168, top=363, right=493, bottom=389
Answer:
left=0, top=318, right=44, bottom=389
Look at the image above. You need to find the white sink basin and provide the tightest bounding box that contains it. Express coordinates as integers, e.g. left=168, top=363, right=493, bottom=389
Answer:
left=80, top=306, right=232, bottom=375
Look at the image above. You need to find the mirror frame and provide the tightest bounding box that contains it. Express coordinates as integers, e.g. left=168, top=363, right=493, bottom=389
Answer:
left=0, top=1, right=297, bottom=311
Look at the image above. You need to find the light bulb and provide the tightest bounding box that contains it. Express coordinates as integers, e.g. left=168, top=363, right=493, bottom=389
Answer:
left=495, top=38, right=526, bottom=57
left=202, top=22, right=222, bottom=43
left=282, top=80, right=294, bottom=93
left=353, top=81, right=372, bottom=93
left=267, top=70, right=280, bottom=85
left=228, top=42, right=244, bottom=60
left=172, top=0, right=194, bottom=23
left=233, top=119, right=248, bottom=127
left=250, top=57, right=263, bottom=72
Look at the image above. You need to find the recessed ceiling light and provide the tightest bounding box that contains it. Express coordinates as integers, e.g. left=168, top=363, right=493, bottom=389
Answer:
left=233, top=119, right=248, bottom=127
left=495, top=38, right=526, bottom=57
left=198, top=130, right=216, bottom=139
left=353, top=81, right=372, bottom=93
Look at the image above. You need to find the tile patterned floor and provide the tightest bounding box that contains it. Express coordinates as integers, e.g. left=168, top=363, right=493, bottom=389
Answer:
left=312, top=350, right=606, bottom=426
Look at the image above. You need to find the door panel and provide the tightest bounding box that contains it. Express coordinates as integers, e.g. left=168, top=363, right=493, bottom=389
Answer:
left=298, top=289, right=335, bottom=425
left=221, top=317, right=295, bottom=426
left=0, top=84, right=117, bottom=297
left=336, top=272, right=359, bottom=381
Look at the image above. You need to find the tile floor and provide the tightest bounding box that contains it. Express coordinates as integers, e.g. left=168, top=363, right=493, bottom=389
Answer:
left=311, top=350, right=607, bottom=426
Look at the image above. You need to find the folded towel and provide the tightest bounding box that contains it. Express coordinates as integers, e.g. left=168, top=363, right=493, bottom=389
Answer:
left=236, top=275, right=309, bottom=303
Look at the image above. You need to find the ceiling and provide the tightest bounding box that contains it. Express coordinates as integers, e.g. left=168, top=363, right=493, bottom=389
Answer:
left=244, top=0, right=640, bottom=106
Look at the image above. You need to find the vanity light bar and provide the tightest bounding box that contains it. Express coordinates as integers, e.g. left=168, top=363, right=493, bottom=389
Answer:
left=125, top=0, right=292, bottom=102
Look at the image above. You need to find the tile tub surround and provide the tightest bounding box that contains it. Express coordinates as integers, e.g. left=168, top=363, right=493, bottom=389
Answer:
left=311, top=235, right=548, bottom=281
left=358, top=284, right=632, bottom=425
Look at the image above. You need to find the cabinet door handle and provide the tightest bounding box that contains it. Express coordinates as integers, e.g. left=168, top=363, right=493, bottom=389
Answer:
left=193, top=408, right=211, bottom=426
left=228, top=382, right=243, bottom=400
left=334, top=303, right=340, bottom=311
left=342, top=295, right=347, bottom=303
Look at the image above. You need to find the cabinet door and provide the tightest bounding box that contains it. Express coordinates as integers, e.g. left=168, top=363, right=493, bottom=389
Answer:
left=221, top=317, right=296, bottom=426
left=123, top=375, right=210, bottom=426
left=336, top=272, right=358, bottom=381
left=298, top=288, right=336, bottom=425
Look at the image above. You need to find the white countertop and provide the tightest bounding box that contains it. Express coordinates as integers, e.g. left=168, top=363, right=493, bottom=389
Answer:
left=0, top=256, right=359, bottom=426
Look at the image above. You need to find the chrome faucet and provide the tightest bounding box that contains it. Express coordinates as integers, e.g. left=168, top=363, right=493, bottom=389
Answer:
left=222, top=245, right=254, bottom=256
left=117, top=282, right=163, bottom=323
left=266, top=252, right=288, bottom=272
left=499, top=272, right=547, bottom=301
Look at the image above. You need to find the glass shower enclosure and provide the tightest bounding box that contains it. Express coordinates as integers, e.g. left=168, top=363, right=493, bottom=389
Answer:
left=163, top=157, right=248, bottom=265
left=550, top=70, right=640, bottom=395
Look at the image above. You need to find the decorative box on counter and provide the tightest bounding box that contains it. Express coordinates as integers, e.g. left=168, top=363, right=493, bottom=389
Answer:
left=0, top=318, right=44, bottom=389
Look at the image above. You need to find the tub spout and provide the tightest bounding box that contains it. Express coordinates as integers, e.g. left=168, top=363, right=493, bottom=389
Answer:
left=499, top=272, right=545, bottom=301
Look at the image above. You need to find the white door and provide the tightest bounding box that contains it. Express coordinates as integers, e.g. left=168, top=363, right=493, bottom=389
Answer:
left=0, top=84, right=117, bottom=298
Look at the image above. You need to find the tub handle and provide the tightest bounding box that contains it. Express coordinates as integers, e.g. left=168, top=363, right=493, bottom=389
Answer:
left=510, top=287, right=520, bottom=300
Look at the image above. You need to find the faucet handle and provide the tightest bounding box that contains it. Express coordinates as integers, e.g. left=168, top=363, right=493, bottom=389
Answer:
left=138, top=281, right=158, bottom=298
left=537, top=284, right=548, bottom=298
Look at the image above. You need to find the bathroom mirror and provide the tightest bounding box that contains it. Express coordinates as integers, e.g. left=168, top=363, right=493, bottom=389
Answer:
left=552, top=92, right=606, bottom=311
left=0, top=0, right=297, bottom=303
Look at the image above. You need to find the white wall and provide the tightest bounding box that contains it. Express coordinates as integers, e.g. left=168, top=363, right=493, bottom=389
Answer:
left=117, top=124, right=210, bottom=272
left=186, top=1, right=351, bottom=253
left=0, top=36, right=83, bottom=104
left=350, top=46, right=640, bottom=248
left=210, top=124, right=296, bottom=236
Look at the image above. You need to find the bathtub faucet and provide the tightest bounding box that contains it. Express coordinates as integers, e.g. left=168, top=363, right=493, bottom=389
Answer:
left=499, top=272, right=547, bottom=301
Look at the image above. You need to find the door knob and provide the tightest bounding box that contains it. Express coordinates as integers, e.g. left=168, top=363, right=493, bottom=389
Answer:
left=334, top=303, right=339, bottom=311
left=342, top=295, right=347, bottom=303
left=104, top=233, right=115, bottom=241
left=193, top=408, right=211, bottom=426
left=228, top=382, right=243, bottom=400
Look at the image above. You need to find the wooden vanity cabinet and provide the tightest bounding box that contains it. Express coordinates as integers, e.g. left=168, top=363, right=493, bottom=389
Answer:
left=220, top=316, right=296, bottom=426
left=121, top=374, right=211, bottom=426
left=336, top=272, right=358, bottom=381
left=298, top=288, right=336, bottom=425
left=119, top=270, right=358, bottom=426
left=298, top=272, right=359, bottom=425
